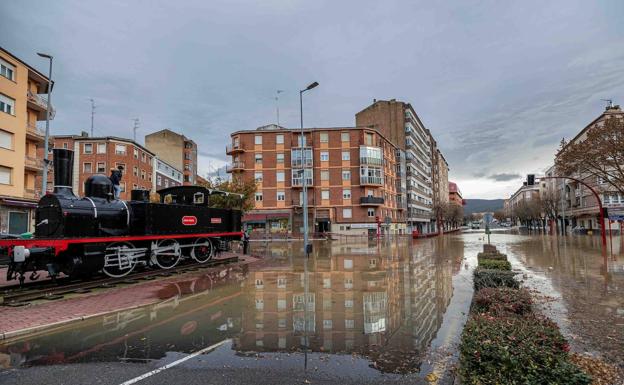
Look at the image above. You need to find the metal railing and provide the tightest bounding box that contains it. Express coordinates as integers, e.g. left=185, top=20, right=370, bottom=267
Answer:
left=359, top=157, right=383, bottom=166
left=26, top=122, right=45, bottom=137
left=226, top=143, right=245, bottom=153
left=360, top=196, right=384, bottom=205
left=27, top=90, right=56, bottom=118
left=360, top=176, right=383, bottom=185
left=226, top=161, right=245, bottom=172
left=24, top=155, right=42, bottom=170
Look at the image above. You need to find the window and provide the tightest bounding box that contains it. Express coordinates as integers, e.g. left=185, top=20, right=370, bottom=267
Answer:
left=62, top=142, right=68, bottom=149
left=255, top=278, right=264, bottom=289
left=341, top=132, right=349, bottom=142
left=255, top=153, right=263, bottom=164
left=97, top=143, right=106, bottom=154
left=321, top=170, right=329, bottom=181
left=254, top=171, right=263, bottom=182
left=83, top=143, right=93, bottom=154
left=368, top=208, right=375, bottom=217
left=0, top=94, right=15, bottom=115
left=120, top=182, right=126, bottom=192
left=343, top=189, right=351, bottom=199
left=344, top=278, right=353, bottom=289
left=115, top=144, right=127, bottom=155
left=345, top=299, right=354, bottom=308
left=278, top=318, right=287, bottom=328
left=97, top=162, right=106, bottom=173
left=0, top=166, right=11, bottom=184
left=320, top=132, right=328, bottom=143
left=0, top=129, right=13, bottom=150
left=277, top=299, right=287, bottom=310
left=276, top=171, right=285, bottom=182
left=255, top=135, right=262, bottom=145
left=297, top=134, right=306, bottom=147
left=323, top=320, right=333, bottom=330
left=345, top=319, right=355, bottom=329
left=164, top=179, right=169, bottom=187
left=0, top=58, right=15, bottom=81
left=255, top=192, right=263, bottom=201
left=133, top=148, right=139, bottom=159
left=276, top=153, right=284, bottom=163
left=323, top=278, right=331, bottom=288
left=157, top=175, right=162, bottom=186
left=343, top=208, right=352, bottom=218
left=342, top=151, right=350, bottom=161
left=83, top=162, right=92, bottom=173
left=342, top=170, right=351, bottom=181
left=141, top=170, right=146, bottom=180
left=141, top=152, right=146, bottom=162
left=320, top=151, right=329, bottom=161
left=277, top=276, right=287, bottom=288
left=344, top=259, right=353, bottom=269
left=277, top=191, right=285, bottom=201
left=366, top=132, right=374, bottom=146
left=276, top=134, right=284, bottom=144
left=133, top=166, right=138, bottom=176
left=321, top=190, right=329, bottom=200
left=255, top=299, right=264, bottom=310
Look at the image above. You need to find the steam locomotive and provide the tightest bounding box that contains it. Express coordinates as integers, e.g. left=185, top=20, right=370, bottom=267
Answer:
left=0, top=149, right=242, bottom=284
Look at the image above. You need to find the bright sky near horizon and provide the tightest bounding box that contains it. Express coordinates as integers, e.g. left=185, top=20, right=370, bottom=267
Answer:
left=2, top=0, right=624, bottom=199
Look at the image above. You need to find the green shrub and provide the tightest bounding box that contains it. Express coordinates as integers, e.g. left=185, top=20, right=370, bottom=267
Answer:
left=479, top=259, right=511, bottom=270
left=460, top=314, right=591, bottom=384
left=477, top=252, right=507, bottom=261
left=472, top=287, right=532, bottom=316
left=473, top=268, right=519, bottom=291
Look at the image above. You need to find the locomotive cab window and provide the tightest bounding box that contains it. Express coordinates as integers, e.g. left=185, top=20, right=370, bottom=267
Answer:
left=193, top=192, right=204, bottom=204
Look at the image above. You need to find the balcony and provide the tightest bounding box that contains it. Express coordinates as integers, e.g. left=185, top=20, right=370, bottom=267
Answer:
left=23, top=188, right=38, bottom=199
left=27, top=90, right=56, bottom=120
left=226, top=161, right=245, bottom=173
left=226, top=143, right=245, bottom=155
left=24, top=155, right=42, bottom=172
left=291, top=147, right=313, bottom=168
left=360, top=196, right=384, bottom=206
left=26, top=122, right=45, bottom=142
left=360, top=176, right=383, bottom=186
left=292, top=178, right=314, bottom=188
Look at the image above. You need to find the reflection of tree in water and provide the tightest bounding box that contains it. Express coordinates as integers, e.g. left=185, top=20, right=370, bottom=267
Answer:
left=235, top=238, right=463, bottom=374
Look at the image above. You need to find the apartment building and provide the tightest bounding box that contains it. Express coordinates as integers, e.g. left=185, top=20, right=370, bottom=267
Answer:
left=42, top=134, right=156, bottom=200
left=504, top=178, right=545, bottom=223
left=0, top=47, right=52, bottom=234
left=145, top=129, right=197, bottom=185
left=227, top=124, right=406, bottom=236
left=356, top=99, right=439, bottom=234
left=153, top=157, right=183, bottom=191
left=448, top=181, right=463, bottom=206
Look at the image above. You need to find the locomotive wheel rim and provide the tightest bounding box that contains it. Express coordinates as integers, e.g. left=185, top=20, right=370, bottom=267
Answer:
left=190, top=238, right=214, bottom=263
left=103, top=242, right=137, bottom=278
left=152, top=239, right=181, bottom=269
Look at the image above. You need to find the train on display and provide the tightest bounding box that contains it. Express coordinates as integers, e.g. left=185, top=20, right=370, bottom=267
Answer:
left=0, top=149, right=243, bottom=285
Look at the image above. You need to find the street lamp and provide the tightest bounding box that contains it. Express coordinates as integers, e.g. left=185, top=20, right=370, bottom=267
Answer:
left=37, top=52, right=53, bottom=195
left=299, top=81, right=318, bottom=254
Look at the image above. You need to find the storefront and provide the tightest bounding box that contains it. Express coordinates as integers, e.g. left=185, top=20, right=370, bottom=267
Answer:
left=242, top=211, right=291, bottom=235
left=0, top=197, right=38, bottom=235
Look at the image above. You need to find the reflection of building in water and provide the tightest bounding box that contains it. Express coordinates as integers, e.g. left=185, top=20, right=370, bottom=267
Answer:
left=234, top=240, right=457, bottom=372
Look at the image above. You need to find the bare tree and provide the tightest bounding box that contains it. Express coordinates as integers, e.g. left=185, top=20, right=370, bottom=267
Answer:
left=540, top=189, right=561, bottom=221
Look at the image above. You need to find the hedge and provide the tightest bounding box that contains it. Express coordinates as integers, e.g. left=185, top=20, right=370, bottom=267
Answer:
left=477, top=252, right=508, bottom=261
left=478, top=258, right=512, bottom=271
left=473, top=268, right=519, bottom=291
left=459, top=314, right=591, bottom=384
left=472, top=287, right=532, bottom=316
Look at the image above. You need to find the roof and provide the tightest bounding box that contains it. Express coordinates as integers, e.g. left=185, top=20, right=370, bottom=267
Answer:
left=145, top=128, right=196, bottom=144
left=558, top=105, right=623, bottom=155
left=0, top=46, right=52, bottom=92
left=72, top=135, right=155, bottom=156
left=449, top=181, right=462, bottom=197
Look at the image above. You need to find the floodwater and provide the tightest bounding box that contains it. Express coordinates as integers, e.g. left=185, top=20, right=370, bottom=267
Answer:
left=0, top=232, right=621, bottom=384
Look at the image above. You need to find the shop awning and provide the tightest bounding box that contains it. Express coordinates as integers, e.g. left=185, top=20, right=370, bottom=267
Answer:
left=1, top=198, right=38, bottom=208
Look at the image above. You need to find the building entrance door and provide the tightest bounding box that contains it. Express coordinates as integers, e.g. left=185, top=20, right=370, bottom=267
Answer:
left=8, top=211, right=28, bottom=234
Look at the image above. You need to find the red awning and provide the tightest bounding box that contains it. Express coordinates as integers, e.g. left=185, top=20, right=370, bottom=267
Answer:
left=1, top=198, right=37, bottom=208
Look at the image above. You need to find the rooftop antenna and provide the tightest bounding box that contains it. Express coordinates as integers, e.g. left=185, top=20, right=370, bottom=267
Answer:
left=275, top=90, right=284, bottom=126
left=132, top=118, right=140, bottom=142
left=601, top=99, right=614, bottom=109
left=89, top=98, right=95, bottom=136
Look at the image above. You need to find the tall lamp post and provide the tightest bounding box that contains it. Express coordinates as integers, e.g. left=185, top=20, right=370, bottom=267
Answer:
left=37, top=52, right=53, bottom=195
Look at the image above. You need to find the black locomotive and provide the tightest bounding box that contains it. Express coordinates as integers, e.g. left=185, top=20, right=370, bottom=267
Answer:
left=0, top=149, right=242, bottom=284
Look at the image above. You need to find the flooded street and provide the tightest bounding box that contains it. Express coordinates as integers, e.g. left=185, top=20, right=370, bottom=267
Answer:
left=0, top=232, right=622, bottom=384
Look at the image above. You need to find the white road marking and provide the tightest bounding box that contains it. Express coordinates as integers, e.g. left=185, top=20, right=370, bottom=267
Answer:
left=118, top=339, right=229, bottom=385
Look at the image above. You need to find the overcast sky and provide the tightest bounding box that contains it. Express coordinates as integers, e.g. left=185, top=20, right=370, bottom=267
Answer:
left=2, top=0, right=624, bottom=199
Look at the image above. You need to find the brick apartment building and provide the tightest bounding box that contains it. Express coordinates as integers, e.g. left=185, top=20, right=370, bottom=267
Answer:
left=227, top=124, right=406, bottom=236
left=0, top=47, right=52, bottom=234
left=145, top=129, right=197, bottom=185
left=448, top=181, right=463, bottom=206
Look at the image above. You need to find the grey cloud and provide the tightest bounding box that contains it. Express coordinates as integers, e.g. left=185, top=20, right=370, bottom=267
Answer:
left=488, top=173, right=522, bottom=182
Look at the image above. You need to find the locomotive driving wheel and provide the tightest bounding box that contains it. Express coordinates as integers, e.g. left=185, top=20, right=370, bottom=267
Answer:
left=104, top=242, right=138, bottom=278
left=190, top=237, right=214, bottom=263
left=151, top=239, right=182, bottom=269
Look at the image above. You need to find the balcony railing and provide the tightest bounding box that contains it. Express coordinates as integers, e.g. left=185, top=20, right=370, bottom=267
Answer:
left=24, top=155, right=42, bottom=171
left=360, top=176, right=383, bottom=185
left=27, top=90, right=56, bottom=119
left=292, top=177, right=313, bottom=187
left=226, top=143, right=245, bottom=154
left=226, top=161, right=245, bottom=172
left=26, top=122, right=45, bottom=139
left=359, top=156, right=383, bottom=166
left=360, top=196, right=384, bottom=205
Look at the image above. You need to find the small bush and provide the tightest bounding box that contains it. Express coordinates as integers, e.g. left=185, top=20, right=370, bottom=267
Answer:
left=477, top=252, right=507, bottom=261
left=472, top=287, right=532, bottom=316
left=478, top=259, right=511, bottom=270
left=473, top=268, right=519, bottom=291
left=460, top=314, right=591, bottom=385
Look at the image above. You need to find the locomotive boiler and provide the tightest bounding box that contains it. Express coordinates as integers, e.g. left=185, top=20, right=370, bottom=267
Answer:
left=0, top=149, right=243, bottom=284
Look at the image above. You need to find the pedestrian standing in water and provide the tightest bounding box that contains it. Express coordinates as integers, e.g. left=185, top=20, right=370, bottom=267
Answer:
left=242, top=226, right=250, bottom=254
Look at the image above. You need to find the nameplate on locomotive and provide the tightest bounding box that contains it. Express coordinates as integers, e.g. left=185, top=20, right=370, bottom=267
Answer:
left=181, top=216, right=198, bottom=226
left=210, top=218, right=222, bottom=224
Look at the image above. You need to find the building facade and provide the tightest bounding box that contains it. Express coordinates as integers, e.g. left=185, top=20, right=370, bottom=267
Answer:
left=448, top=181, right=463, bottom=206
left=0, top=47, right=52, bottom=234
left=356, top=99, right=440, bottom=234
left=145, top=129, right=197, bottom=185
left=153, top=157, right=183, bottom=191
left=227, top=124, right=406, bottom=236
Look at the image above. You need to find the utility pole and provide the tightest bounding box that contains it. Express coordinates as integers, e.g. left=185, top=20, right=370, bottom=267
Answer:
left=89, top=98, right=95, bottom=137
left=275, top=90, right=284, bottom=126
left=132, top=118, right=140, bottom=142
left=37, top=52, right=53, bottom=195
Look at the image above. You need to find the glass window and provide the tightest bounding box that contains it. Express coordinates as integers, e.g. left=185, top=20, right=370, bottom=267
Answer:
left=255, top=192, right=263, bottom=201
left=341, top=132, right=349, bottom=142
left=133, top=148, right=139, bottom=158
left=0, top=165, right=12, bottom=184
left=83, top=162, right=92, bottom=173
left=277, top=299, right=287, bottom=310
left=342, top=170, right=351, bottom=181
left=0, top=58, right=15, bottom=81
left=83, top=143, right=93, bottom=154
left=277, top=171, right=285, bottom=182
left=345, top=299, right=354, bottom=308
left=255, top=135, right=262, bottom=145
left=277, top=191, right=285, bottom=201
left=323, top=320, right=332, bottom=330
left=320, top=132, right=328, bottom=143
left=97, top=143, right=106, bottom=153
left=277, top=153, right=284, bottom=163
left=343, top=208, right=352, bottom=218
left=0, top=94, right=15, bottom=115
left=254, top=171, right=263, bottom=182
left=345, top=319, right=355, bottom=329
left=133, top=166, right=138, bottom=176
left=255, top=153, right=263, bottom=164
left=344, top=278, right=353, bottom=289
left=321, top=170, right=329, bottom=181
left=343, top=189, right=351, bottom=199
left=344, top=259, right=353, bottom=269
left=342, top=151, right=350, bottom=161
left=278, top=318, right=287, bottom=328
left=276, top=134, right=284, bottom=144
left=115, top=144, right=127, bottom=155
left=97, top=162, right=105, bottom=173
left=320, top=151, right=329, bottom=161
left=368, top=208, right=375, bottom=217
left=0, top=129, right=13, bottom=150
left=321, top=190, right=329, bottom=200
left=323, top=278, right=331, bottom=288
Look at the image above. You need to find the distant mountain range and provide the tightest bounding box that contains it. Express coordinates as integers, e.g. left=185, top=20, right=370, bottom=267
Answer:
left=463, top=199, right=504, bottom=215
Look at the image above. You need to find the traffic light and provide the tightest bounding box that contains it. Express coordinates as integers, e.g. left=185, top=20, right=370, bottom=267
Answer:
left=527, top=174, right=535, bottom=186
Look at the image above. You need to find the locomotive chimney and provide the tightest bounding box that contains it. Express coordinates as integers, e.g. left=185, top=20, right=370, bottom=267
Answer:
left=52, top=148, right=76, bottom=197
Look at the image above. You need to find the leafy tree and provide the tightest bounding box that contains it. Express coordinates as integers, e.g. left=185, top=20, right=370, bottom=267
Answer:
left=197, top=176, right=257, bottom=212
